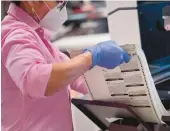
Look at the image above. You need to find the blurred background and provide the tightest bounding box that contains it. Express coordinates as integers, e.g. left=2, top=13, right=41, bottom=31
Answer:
left=1, top=1, right=108, bottom=41
left=53, top=1, right=108, bottom=41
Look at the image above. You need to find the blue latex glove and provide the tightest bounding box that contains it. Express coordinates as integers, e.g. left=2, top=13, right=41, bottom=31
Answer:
left=84, top=40, right=130, bottom=69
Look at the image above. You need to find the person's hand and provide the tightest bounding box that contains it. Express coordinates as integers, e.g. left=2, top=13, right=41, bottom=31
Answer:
left=84, top=40, right=130, bottom=69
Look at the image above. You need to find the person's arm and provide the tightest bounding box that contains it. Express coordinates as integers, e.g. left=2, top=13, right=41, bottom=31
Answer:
left=46, top=52, right=92, bottom=96
left=2, top=29, right=92, bottom=98
left=59, top=52, right=89, bottom=95
left=3, top=29, right=129, bottom=98
left=47, top=40, right=131, bottom=96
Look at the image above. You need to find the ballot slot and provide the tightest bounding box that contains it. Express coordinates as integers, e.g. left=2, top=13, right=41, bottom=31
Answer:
left=71, top=97, right=154, bottom=131
left=72, top=98, right=139, bottom=130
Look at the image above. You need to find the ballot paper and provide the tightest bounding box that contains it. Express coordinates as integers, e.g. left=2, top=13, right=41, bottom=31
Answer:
left=82, top=44, right=170, bottom=123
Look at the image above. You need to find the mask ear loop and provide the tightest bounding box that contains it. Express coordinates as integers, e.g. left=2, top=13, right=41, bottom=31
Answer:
left=30, top=1, right=50, bottom=22
left=43, top=1, right=51, bottom=11
left=31, top=8, right=41, bottom=22
left=44, top=1, right=61, bottom=12
left=28, top=1, right=41, bottom=22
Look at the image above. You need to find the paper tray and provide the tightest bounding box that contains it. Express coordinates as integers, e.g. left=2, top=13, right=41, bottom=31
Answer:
left=72, top=97, right=153, bottom=131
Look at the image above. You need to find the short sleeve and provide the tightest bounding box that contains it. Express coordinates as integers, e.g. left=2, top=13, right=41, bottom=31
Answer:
left=2, top=29, right=52, bottom=98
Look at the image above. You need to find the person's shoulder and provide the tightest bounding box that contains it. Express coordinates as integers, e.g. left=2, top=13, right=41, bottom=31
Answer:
left=1, top=15, right=34, bottom=40
left=1, top=15, right=39, bottom=50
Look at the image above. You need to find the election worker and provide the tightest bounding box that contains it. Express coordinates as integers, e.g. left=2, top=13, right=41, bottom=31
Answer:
left=1, top=1, right=130, bottom=131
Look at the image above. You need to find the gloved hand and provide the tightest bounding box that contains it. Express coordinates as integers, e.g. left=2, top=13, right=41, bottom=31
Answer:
left=84, top=40, right=130, bottom=69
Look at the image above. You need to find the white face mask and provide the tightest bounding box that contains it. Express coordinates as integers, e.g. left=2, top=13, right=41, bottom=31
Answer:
left=32, top=2, right=68, bottom=32
left=40, top=6, right=67, bottom=32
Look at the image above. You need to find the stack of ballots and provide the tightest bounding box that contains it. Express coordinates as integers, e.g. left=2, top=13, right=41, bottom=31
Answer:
left=83, top=44, right=170, bottom=123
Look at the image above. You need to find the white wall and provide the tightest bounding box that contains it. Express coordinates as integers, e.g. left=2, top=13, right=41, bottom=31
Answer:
left=106, top=1, right=141, bottom=46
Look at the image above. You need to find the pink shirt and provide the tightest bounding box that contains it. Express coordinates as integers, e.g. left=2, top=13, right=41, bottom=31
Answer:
left=1, top=3, right=88, bottom=131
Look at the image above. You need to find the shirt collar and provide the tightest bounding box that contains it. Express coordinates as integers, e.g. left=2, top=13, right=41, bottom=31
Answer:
left=8, top=3, right=51, bottom=40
